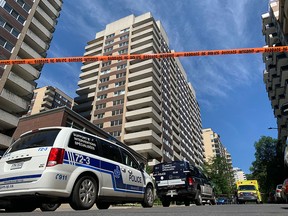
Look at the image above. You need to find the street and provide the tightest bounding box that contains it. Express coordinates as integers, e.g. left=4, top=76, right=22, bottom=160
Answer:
left=1, top=204, right=288, bottom=216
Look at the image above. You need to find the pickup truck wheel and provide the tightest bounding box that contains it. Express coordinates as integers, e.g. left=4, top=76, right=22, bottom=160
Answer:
left=161, top=199, right=170, bottom=207
left=210, top=194, right=216, bottom=205
left=195, top=190, right=203, bottom=206
left=184, top=200, right=190, bottom=206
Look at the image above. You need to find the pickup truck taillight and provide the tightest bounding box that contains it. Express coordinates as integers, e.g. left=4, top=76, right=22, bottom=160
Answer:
left=187, top=177, right=194, bottom=186
left=47, top=148, right=65, bottom=167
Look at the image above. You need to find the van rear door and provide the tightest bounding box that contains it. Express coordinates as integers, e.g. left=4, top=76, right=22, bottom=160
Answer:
left=0, top=129, right=61, bottom=184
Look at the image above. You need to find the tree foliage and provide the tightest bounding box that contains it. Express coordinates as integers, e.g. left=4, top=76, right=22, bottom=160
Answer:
left=202, top=156, right=234, bottom=196
left=250, top=136, right=285, bottom=195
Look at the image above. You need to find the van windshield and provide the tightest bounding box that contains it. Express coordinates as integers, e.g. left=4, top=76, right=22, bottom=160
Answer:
left=6, top=129, right=60, bottom=154
left=238, top=185, right=256, bottom=191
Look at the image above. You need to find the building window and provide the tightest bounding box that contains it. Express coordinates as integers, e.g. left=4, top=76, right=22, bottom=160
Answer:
left=96, top=123, right=103, bottom=129
left=119, top=41, right=129, bottom=47
left=100, top=69, right=110, bottom=75
left=106, top=33, right=115, bottom=39
left=0, top=17, right=20, bottom=38
left=105, top=40, right=114, bottom=46
left=112, top=109, right=123, bottom=116
left=110, top=131, right=121, bottom=137
left=113, top=99, right=124, bottom=105
left=116, top=73, right=126, bottom=78
left=120, top=34, right=129, bottom=40
left=102, top=61, right=111, bottom=67
left=14, top=0, right=31, bottom=12
left=120, top=28, right=130, bottom=33
left=100, top=77, right=109, bottom=83
left=96, top=113, right=104, bottom=119
left=114, top=90, right=125, bottom=96
left=104, top=47, right=113, bottom=53
left=96, top=103, right=106, bottom=109
left=118, top=49, right=128, bottom=55
left=111, top=119, right=122, bottom=126
left=98, top=85, right=108, bottom=91
left=3, top=3, right=25, bottom=24
left=0, top=36, right=13, bottom=52
left=97, top=94, right=107, bottom=101
left=117, top=64, right=126, bottom=70
left=115, top=81, right=125, bottom=87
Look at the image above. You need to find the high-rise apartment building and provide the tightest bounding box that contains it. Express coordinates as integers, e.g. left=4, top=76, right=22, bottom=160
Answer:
left=233, top=167, right=247, bottom=182
left=27, top=86, right=73, bottom=115
left=262, top=0, right=288, bottom=150
left=0, top=0, right=62, bottom=149
left=202, top=128, right=233, bottom=168
left=73, top=13, right=204, bottom=167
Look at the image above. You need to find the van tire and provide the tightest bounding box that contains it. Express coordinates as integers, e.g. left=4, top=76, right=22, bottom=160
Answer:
left=142, top=185, right=154, bottom=207
left=70, top=176, right=97, bottom=210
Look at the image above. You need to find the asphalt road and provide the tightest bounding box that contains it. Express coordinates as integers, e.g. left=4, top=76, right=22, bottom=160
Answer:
left=1, top=204, right=288, bottom=216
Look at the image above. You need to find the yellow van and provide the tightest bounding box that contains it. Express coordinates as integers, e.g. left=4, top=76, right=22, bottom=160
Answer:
left=236, top=180, right=262, bottom=204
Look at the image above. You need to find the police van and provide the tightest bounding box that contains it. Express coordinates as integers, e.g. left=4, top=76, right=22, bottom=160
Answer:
left=0, top=127, right=154, bottom=212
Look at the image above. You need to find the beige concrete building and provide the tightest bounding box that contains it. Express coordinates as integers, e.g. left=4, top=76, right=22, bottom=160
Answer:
left=27, top=86, right=73, bottom=116
left=0, top=0, right=62, bottom=150
left=73, top=13, right=204, bottom=167
left=262, top=0, right=288, bottom=151
left=233, top=167, right=247, bottom=183
left=202, top=128, right=233, bottom=168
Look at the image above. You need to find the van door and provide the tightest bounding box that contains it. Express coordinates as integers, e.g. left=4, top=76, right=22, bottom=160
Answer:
left=0, top=129, right=61, bottom=185
left=121, top=149, right=144, bottom=199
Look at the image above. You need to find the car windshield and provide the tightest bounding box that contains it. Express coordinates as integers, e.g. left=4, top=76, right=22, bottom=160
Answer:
left=238, top=185, right=256, bottom=191
left=5, top=129, right=60, bottom=154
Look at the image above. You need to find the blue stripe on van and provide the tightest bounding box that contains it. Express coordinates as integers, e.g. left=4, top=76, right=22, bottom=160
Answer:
left=63, top=152, right=144, bottom=194
left=0, top=174, right=42, bottom=184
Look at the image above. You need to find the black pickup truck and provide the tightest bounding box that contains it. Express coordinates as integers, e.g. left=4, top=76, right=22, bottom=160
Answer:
left=153, top=161, right=216, bottom=207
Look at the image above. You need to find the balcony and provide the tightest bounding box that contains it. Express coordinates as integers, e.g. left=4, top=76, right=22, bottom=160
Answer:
left=79, top=69, right=98, bottom=80
left=0, top=88, right=29, bottom=113
left=12, top=62, right=40, bottom=81
left=25, top=29, right=48, bottom=54
left=6, top=71, right=35, bottom=96
left=0, top=108, right=19, bottom=129
left=74, top=92, right=95, bottom=104
left=129, top=59, right=160, bottom=74
left=128, top=77, right=161, bottom=93
left=126, top=96, right=161, bottom=113
left=125, top=118, right=161, bottom=134
left=174, top=151, right=181, bottom=161
left=129, top=143, right=162, bottom=158
left=85, top=38, right=104, bottom=52
left=268, top=34, right=280, bottom=46
left=49, top=0, right=62, bottom=11
left=84, top=47, right=103, bottom=56
left=123, top=130, right=162, bottom=146
left=127, top=86, right=161, bottom=102
left=35, top=5, right=55, bottom=31
left=130, top=41, right=160, bottom=55
left=40, top=0, right=60, bottom=19
left=31, top=17, right=52, bottom=41
left=73, top=100, right=93, bottom=113
left=76, top=84, right=97, bottom=95
left=0, top=133, right=12, bottom=147
left=125, top=107, right=161, bottom=123
left=19, top=42, right=42, bottom=59
left=128, top=67, right=161, bottom=82
left=78, top=76, right=98, bottom=88
left=81, top=62, right=100, bottom=72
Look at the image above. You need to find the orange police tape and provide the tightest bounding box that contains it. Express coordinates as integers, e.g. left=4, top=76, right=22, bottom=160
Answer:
left=0, top=46, right=288, bottom=65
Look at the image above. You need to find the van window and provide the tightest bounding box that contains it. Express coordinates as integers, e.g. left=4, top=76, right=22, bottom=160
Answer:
left=68, top=132, right=99, bottom=155
left=6, top=129, right=60, bottom=153
left=98, top=139, right=122, bottom=163
left=122, top=150, right=139, bottom=169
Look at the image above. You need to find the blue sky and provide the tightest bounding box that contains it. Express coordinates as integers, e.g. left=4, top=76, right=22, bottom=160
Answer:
left=38, top=0, right=277, bottom=173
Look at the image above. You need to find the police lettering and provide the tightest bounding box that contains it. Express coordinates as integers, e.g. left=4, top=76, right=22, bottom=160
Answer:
left=129, top=174, right=142, bottom=183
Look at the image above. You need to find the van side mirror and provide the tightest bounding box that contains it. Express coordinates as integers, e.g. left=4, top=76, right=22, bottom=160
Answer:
left=139, top=162, right=145, bottom=171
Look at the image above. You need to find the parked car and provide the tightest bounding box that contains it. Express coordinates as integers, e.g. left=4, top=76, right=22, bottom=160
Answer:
left=281, top=179, right=288, bottom=203
left=267, top=190, right=276, bottom=203
left=153, top=161, right=216, bottom=207
left=216, top=197, right=230, bottom=205
left=274, top=184, right=283, bottom=203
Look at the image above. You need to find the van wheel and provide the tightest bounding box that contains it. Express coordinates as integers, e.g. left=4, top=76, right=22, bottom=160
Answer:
left=40, top=203, right=61, bottom=211
left=195, top=190, right=203, bottom=206
left=184, top=200, right=190, bottom=206
left=161, top=199, right=170, bottom=207
left=142, top=185, right=154, bottom=207
left=70, top=176, right=97, bottom=210
left=96, top=201, right=110, bottom=209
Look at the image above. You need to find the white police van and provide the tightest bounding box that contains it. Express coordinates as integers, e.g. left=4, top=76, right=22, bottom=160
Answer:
left=0, top=127, right=154, bottom=212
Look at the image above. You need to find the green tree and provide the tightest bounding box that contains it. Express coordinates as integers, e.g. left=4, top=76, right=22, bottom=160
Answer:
left=250, top=136, right=285, bottom=195
left=202, top=156, right=234, bottom=196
